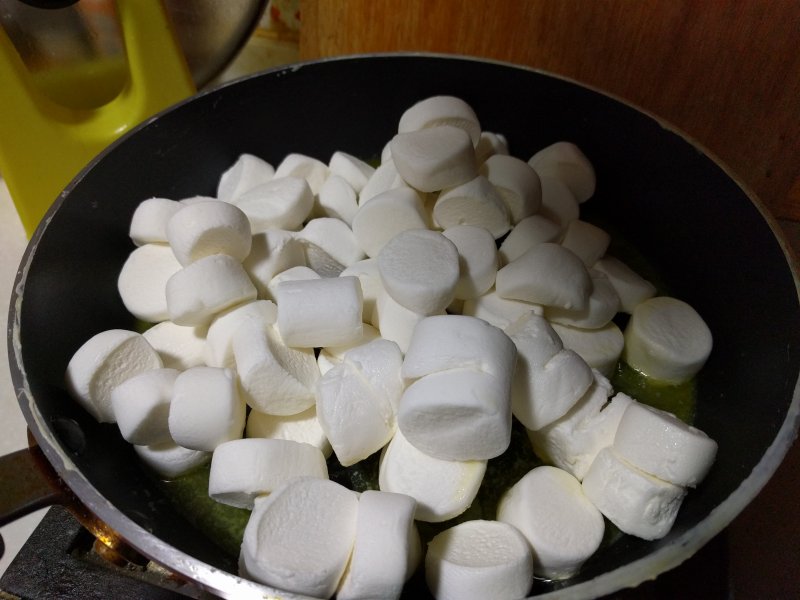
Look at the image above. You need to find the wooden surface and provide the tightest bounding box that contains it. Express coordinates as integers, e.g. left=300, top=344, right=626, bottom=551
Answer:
left=300, top=0, right=800, bottom=221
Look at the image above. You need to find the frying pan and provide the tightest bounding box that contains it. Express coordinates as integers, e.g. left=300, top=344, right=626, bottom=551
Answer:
left=5, top=54, right=800, bottom=599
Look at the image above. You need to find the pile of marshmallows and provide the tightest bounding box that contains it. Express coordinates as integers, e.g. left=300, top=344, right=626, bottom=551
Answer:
left=65, top=96, right=718, bottom=600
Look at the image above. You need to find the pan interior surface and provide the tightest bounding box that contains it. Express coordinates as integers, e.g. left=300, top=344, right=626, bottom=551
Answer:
left=10, top=54, right=800, bottom=598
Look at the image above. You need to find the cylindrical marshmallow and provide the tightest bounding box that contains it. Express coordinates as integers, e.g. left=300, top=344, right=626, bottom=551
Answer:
left=328, top=151, right=375, bottom=195
left=143, top=320, right=208, bottom=370
left=461, top=289, right=543, bottom=331
left=390, top=125, right=478, bottom=192
left=134, top=441, right=210, bottom=479
left=295, top=216, right=365, bottom=271
left=480, top=154, right=542, bottom=224
left=425, top=520, right=533, bottom=600
left=339, top=259, right=383, bottom=327
left=273, top=152, right=330, bottom=196
left=129, top=197, right=183, bottom=245
left=233, top=176, right=314, bottom=232
left=475, top=131, right=509, bottom=164
left=352, top=187, right=428, bottom=257
left=397, top=95, right=481, bottom=145
left=442, top=225, right=498, bottom=299
left=342, top=338, right=405, bottom=412
left=497, top=466, right=604, bottom=579
left=529, top=141, right=596, bottom=203
left=551, top=321, right=625, bottom=377
left=433, top=175, right=511, bottom=239
left=110, top=367, right=178, bottom=446
left=243, top=229, right=306, bottom=298
left=317, top=323, right=382, bottom=376
left=266, top=265, right=320, bottom=300
left=544, top=269, right=621, bottom=330
left=375, top=289, right=431, bottom=354
left=315, top=174, right=359, bottom=225
left=498, top=214, right=563, bottom=266
left=246, top=405, right=332, bottom=459
left=117, top=243, right=182, bottom=323
left=593, top=255, right=657, bottom=314
left=560, top=219, right=610, bottom=267
left=216, top=153, right=275, bottom=203
left=358, top=160, right=409, bottom=206
left=538, top=175, right=579, bottom=228
left=166, top=200, right=251, bottom=266
left=205, top=299, right=277, bottom=368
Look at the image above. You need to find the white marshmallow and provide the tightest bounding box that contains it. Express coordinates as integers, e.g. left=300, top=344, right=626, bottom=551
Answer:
left=273, top=152, right=330, bottom=196
left=442, top=225, right=498, bottom=299
left=613, top=401, right=718, bottom=487
left=560, top=219, right=610, bottom=267
left=397, top=95, right=481, bottom=146
left=480, top=154, right=542, bottom=224
left=593, top=255, right=657, bottom=314
left=425, top=520, right=533, bottom=600
left=168, top=366, right=245, bottom=452
left=496, top=242, right=591, bottom=311
left=402, top=315, right=517, bottom=382
left=240, top=478, right=359, bottom=598
left=143, top=320, right=208, bottom=370
left=337, top=490, right=419, bottom=600
left=398, top=368, right=512, bottom=461
left=328, top=151, right=375, bottom=194
left=233, top=176, right=314, bottom=232
left=316, top=361, right=396, bottom=466
left=134, top=441, right=210, bottom=479
left=461, top=288, right=543, bottom=330
left=538, top=175, right=580, bottom=228
left=359, top=160, right=409, bottom=206
left=242, top=228, right=306, bottom=298
left=66, top=329, right=162, bottom=423
left=352, top=187, right=428, bottom=257
left=217, top=153, right=275, bottom=203
left=378, top=428, right=486, bottom=523
left=246, top=405, right=333, bottom=459
left=342, top=338, right=405, bottom=413
left=111, top=368, right=178, bottom=446
left=475, top=131, right=509, bottom=164
left=266, top=265, right=320, bottom=300
left=433, top=175, right=510, bottom=239
left=497, top=466, right=604, bottom=579
left=340, top=259, right=383, bottom=326
left=544, top=269, right=621, bottom=330
left=390, top=125, right=478, bottom=192
left=623, top=296, right=713, bottom=383
left=498, top=214, right=563, bottom=266
left=233, top=323, right=319, bottom=415
left=208, top=438, right=328, bottom=509
left=375, top=290, right=430, bottom=354
left=165, top=254, right=257, bottom=326
left=582, top=447, right=687, bottom=540
left=529, top=141, right=596, bottom=203
left=179, top=195, right=217, bottom=205
left=117, top=243, right=182, bottom=323
left=377, top=229, right=459, bottom=316
left=166, top=200, right=252, bottom=266
left=317, top=323, right=381, bottom=376
left=205, top=299, right=277, bottom=368
left=316, top=174, right=359, bottom=225
left=129, top=198, right=183, bottom=245
left=295, top=217, right=365, bottom=273
left=505, top=311, right=564, bottom=370
left=275, top=276, right=363, bottom=348
left=551, top=321, right=624, bottom=377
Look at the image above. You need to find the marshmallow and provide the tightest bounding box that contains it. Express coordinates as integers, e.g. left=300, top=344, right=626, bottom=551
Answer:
left=233, top=176, right=314, bottom=232
left=613, top=401, right=718, bottom=487
left=129, top=198, right=183, bottom=245
left=166, top=254, right=257, bottom=326
left=342, top=338, right=405, bottom=413
left=316, top=361, right=396, bottom=466
left=111, top=368, right=178, bottom=446
left=480, top=154, right=542, bottom=224
left=397, top=95, right=481, bottom=146
left=266, top=265, right=320, bottom=300
left=352, top=187, right=428, bottom=257
left=205, top=299, right=277, bottom=368
left=504, top=312, right=564, bottom=369
left=442, top=225, right=498, bottom=299
left=538, top=175, right=580, bottom=228
left=425, top=520, right=533, bottom=600
left=336, top=490, right=419, bottom=600
left=143, top=320, right=208, bottom=370
left=117, top=243, right=182, bottom=323
left=544, top=269, right=621, bottom=329
left=359, top=160, right=410, bottom=206
left=475, top=131, right=509, bottom=164
left=461, top=288, right=543, bottom=330
left=390, top=126, right=478, bottom=192
left=622, top=296, right=713, bottom=383
left=378, top=428, right=486, bottom=523
left=134, top=441, right=210, bottom=479
left=217, top=153, right=275, bottom=203
left=593, top=255, right=657, bottom=314
left=497, top=466, right=604, bottom=579
left=398, top=368, right=512, bottom=461
left=375, top=290, right=430, bottom=354
left=66, top=329, right=162, bottom=423
left=560, top=219, right=610, bottom=267
left=316, top=174, right=359, bottom=225
left=328, top=151, right=375, bottom=194
left=242, top=229, right=304, bottom=296
left=179, top=195, right=217, bottom=205
left=433, top=175, right=511, bottom=239
left=498, top=214, right=563, bottom=266
left=275, top=276, right=363, bottom=348
left=166, top=200, right=252, bottom=266
left=551, top=321, right=624, bottom=377
left=233, top=323, right=319, bottom=415
left=529, top=141, right=596, bottom=203
left=208, top=438, right=328, bottom=509
left=317, top=323, right=381, bottom=376
left=240, top=478, right=359, bottom=598
left=496, top=242, right=591, bottom=310
left=246, top=405, right=332, bottom=459
left=273, top=152, right=330, bottom=196
left=168, top=366, right=245, bottom=452
left=402, top=315, right=517, bottom=382
left=582, top=447, right=687, bottom=540
left=377, top=229, right=459, bottom=315
left=340, top=259, right=383, bottom=326
left=295, top=217, right=365, bottom=273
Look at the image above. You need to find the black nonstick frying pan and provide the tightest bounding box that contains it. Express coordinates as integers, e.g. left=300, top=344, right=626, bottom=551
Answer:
left=4, top=54, right=800, bottom=599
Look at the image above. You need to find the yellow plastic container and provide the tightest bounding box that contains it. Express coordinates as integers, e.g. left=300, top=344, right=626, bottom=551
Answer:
left=0, top=0, right=196, bottom=237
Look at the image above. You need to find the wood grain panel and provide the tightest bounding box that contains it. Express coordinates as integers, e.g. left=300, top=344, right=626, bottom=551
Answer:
left=300, top=0, right=800, bottom=220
